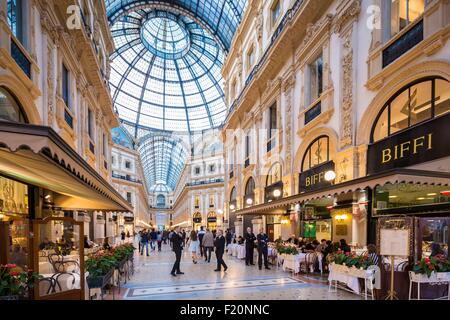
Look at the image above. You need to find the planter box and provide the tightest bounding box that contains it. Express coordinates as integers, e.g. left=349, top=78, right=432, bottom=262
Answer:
left=410, top=271, right=450, bottom=283
left=87, top=269, right=113, bottom=289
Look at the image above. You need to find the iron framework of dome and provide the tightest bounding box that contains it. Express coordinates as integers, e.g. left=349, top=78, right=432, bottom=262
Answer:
left=105, top=0, right=247, bottom=191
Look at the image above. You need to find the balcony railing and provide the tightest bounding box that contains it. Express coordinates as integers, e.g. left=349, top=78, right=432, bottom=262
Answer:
left=227, top=0, right=305, bottom=118
left=11, top=39, right=31, bottom=78
left=89, top=141, right=95, bottom=154
left=382, top=19, right=424, bottom=68
left=64, top=109, right=73, bottom=128
left=112, top=173, right=142, bottom=184
left=305, top=101, right=322, bottom=125
left=186, top=178, right=224, bottom=187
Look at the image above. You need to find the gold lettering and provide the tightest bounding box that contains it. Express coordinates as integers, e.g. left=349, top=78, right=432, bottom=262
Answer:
left=318, top=172, right=325, bottom=183
left=412, top=136, right=425, bottom=154
left=394, top=144, right=399, bottom=160
left=382, top=148, right=392, bottom=164
left=399, top=141, right=410, bottom=158
left=427, top=133, right=433, bottom=150
left=306, top=177, right=310, bottom=186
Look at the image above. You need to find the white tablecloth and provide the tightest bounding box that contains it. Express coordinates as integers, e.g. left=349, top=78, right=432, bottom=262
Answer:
left=328, top=264, right=375, bottom=294
left=282, top=253, right=306, bottom=273
left=227, top=244, right=246, bottom=259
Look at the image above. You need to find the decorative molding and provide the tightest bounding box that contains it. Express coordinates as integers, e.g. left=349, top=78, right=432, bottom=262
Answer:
left=340, top=30, right=354, bottom=149
left=333, top=0, right=361, bottom=34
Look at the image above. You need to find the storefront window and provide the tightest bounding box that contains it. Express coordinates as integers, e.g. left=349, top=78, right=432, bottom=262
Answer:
left=374, top=183, right=450, bottom=212
left=435, top=79, right=450, bottom=117
left=389, top=0, right=424, bottom=37
left=420, top=218, right=448, bottom=259
left=302, top=136, right=330, bottom=171
left=372, top=78, right=450, bottom=142
left=0, top=87, right=27, bottom=123
left=266, top=162, right=282, bottom=186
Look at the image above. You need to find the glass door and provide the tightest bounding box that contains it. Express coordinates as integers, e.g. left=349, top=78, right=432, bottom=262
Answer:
left=33, top=217, right=85, bottom=300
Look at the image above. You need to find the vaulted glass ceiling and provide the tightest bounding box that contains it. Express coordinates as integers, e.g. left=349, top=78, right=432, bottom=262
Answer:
left=106, top=0, right=247, bottom=191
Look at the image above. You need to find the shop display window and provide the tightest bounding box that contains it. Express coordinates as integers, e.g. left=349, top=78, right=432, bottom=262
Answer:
left=418, top=218, right=449, bottom=259
left=374, top=183, right=450, bottom=212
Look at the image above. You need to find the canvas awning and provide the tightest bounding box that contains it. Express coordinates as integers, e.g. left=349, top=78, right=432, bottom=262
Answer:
left=0, top=121, right=133, bottom=212
left=233, top=168, right=450, bottom=215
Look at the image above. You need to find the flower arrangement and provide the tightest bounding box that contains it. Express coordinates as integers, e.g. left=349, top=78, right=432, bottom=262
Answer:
left=276, top=243, right=299, bottom=255
left=413, top=255, right=450, bottom=277
left=86, top=243, right=136, bottom=278
left=0, top=264, right=42, bottom=298
left=328, top=251, right=374, bottom=270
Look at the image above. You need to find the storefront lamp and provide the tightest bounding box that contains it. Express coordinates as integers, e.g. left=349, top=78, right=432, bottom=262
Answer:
left=324, top=170, right=336, bottom=182
left=273, top=189, right=281, bottom=198
left=0, top=213, right=4, bottom=221
left=246, top=198, right=253, bottom=205
left=280, top=218, right=289, bottom=224
left=217, top=209, right=223, bottom=214
left=335, top=214, right=348, bottom=222
left=229, top=204, right=235, bottom=210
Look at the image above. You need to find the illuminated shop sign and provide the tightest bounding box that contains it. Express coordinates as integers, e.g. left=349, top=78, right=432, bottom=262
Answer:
left=367, top=113, right=450, bottom=174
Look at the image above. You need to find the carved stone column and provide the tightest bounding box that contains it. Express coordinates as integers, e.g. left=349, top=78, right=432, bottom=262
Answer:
left=282, top=71, right=295, bottom=196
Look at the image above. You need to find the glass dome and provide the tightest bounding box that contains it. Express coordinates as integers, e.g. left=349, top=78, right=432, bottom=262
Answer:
left=109, top=8, right=227, bottom=134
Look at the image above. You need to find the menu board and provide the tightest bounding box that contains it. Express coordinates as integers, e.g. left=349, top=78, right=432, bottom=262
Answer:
left=380, top=228, right=410, bottom=257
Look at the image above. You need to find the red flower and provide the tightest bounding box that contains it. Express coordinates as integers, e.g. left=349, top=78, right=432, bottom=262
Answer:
left=5, top=264, right=17, bottom=268
left=9, top=271, right=20, bottom=276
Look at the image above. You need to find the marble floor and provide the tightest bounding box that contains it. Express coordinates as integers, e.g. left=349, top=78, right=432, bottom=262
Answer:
left=111, top=242, right=361, bottom=300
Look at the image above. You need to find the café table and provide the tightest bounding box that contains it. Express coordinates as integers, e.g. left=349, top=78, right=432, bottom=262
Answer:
left=282, top=253, right=306, bottom=274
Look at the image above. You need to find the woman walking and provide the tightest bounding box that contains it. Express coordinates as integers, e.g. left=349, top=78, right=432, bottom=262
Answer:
left=189, top=230, right=199, bottom=264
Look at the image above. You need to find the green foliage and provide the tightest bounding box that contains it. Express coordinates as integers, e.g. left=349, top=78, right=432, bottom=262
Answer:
left=86, top=243, right=136, bottom=278
left=328, top=251, right=374, bottom=270
left=276, top=244, right=299, bottom=255
left=413, top=255, right=450, bottom=277
left=0, top=264, right=42, bottom=297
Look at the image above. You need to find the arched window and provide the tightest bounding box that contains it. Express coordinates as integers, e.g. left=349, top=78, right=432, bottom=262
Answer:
left=266, top=162, right=282, bottom=187
left=230, top=187, right=237, bottom=202
left=245, top=177, right=255, bottom=196
left=156, top=194, right=166, bottom=207
left=371, top=77, right=450, bottom=142
left=301, top=136, right=330, bottom=171
left=0, top=87, right=27, bottom=123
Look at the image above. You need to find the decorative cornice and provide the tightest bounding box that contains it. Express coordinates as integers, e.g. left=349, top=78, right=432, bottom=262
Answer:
left=333, top=0, right=361, bottom=34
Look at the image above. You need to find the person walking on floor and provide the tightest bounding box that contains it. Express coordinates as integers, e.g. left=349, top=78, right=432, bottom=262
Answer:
left=214, top=229, right=228, bottom=272
left=202, top=228, right=214, bottom=263
left=189, top=230, right=199, bottom=264
left=257, top=228, right=270, bottom=270
left=244, top=227, right=256, bottom=266
left=198, top=226, right=206, bottom=258
left=225, top=229, right=232, bottom=250
left=121, top=231, right=126, bottom=242
left=137, top=231, right=142, bottom=252
left=170, top=227, right=184, bottom=276
left=149, top=228, right=157, bottom=251
left=140, top=229, right=149, bottom=256
left=157, top=231, right=163, bottom=252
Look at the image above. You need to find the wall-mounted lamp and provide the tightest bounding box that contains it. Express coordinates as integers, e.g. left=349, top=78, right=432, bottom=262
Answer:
left=229, top=204, right=235, bottom=210
left=0, top=213, right=5, bottom=221
left=280, top=217, right=289, bottom=224
left=335, top=214, right=348, bottom=222
left=246, top=198, right=253, bottom=205
left=324, top=170, right=336, bottom=182
left=273, top=189, right=281, bottom=198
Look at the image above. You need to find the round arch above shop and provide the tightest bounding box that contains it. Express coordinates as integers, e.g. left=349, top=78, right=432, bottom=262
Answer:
left=357, top=60, right=450, bottom=146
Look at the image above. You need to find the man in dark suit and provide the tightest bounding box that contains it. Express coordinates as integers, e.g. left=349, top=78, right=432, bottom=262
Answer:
left=170, top=227, right=184, bottom=277
left=244, top=227, right=256, bottom=266
left=214, top=229, right=228, bottom=272
left=257, top=229, right=270, bottom=270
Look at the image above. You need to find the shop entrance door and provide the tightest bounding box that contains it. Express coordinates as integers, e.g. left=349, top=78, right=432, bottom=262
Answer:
left=33, top=217, right=85, bottom=300
left=267, top=224, right=275, bottom=242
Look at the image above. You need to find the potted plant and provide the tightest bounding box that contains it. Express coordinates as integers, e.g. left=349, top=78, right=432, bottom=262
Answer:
left=0, top=264, right=42, bottom=300
left=86, top=251, right=116, bottom=288
left=412, top=255, right=450, bottom=281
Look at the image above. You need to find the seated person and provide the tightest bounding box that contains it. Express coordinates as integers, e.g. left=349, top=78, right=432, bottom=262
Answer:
left=39, top=237, right=55, bottom=250
left=237, top=236, right=244, bottom=245
left=367, top=244, right=381, bottom=266
left=287, top=234, right=299, bottom=246
left=83, top=236, right=93, bottom=249
left=339, top=239, right=351, bottom=253
left=103, top=237, right=111, bottom=250
left=10, top=245, right=28, bottom=270
left=305, top=240, right=319, bottom=252
left=430, top=242, right=445, bottom=257
left=298, top=237, right=306, bottom=248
